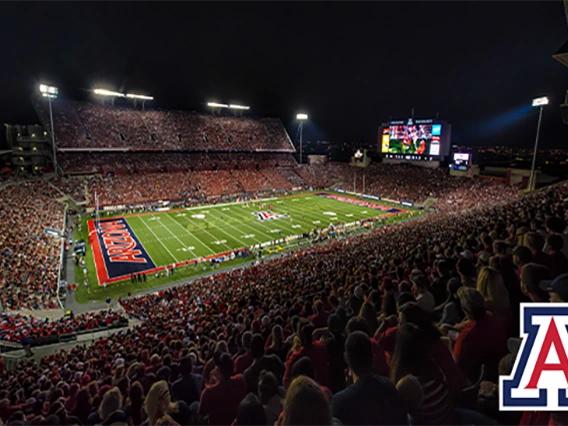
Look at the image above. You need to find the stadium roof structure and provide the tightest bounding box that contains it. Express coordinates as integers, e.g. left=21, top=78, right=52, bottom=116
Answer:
left=553, top=39, right=568, bottom=68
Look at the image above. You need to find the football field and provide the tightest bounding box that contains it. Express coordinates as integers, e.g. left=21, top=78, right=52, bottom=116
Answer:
left=76, top=192, right=418, bottom=303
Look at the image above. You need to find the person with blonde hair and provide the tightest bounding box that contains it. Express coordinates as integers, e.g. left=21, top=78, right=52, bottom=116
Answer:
left=279, top=376, right=332, bottom=425
left=476, top=266, right=512, bottom=332
left=145, top=380, right=177, bottom=426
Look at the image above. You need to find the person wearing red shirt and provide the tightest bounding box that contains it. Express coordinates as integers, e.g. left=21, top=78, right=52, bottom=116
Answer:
left=453, top=287, right=508, bottom=383
left=308, top=300, right=329, bottom=329
left=199, top=353, right=247, bottom=426
left=234, top=332, right=254, bottom=374
left=283, top=323, right=329, bottom=388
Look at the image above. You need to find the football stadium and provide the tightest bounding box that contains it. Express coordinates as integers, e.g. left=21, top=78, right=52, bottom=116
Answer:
left=0, top=2, right=568, bottom=426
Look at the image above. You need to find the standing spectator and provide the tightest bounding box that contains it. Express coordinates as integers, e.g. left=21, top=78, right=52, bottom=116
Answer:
left=391, top=324, right=455, bottom=425
left=521, top=263, right=552, bottom=303
left=476, top=266, right=512, bottom=332
left=244, top=334, right=285, bottom=394
left=454, top=287, right=508, bottom=383
left=199, top=353, right=246, bottom=425
left=411, top=273, right=435, bottom=314
left=283, top=323, right=329, bottom=388
left=539, top=273, right=568, bottom=303
left=172, top=355, right=203, bottom=406
left=279, top=376, right=332, bottom=426
left=234, top=332, right=254, bottom=374
left=234, top=393, right=266, bottom=426
left=332, top=331, right=407, bottom=425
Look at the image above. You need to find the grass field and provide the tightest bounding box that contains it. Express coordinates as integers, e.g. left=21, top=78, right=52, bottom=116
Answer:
left=73, top=191, right=422, bottom=303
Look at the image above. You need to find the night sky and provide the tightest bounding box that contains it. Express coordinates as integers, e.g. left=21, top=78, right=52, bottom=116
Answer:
left=1, top=2, right=567, bottom=149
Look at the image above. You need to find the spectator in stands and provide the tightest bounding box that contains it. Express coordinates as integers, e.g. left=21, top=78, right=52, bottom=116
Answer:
left=332, top=331, right=407, bottom=425
left=199, top=353, right=246, bottom=425
left=524, top=232, right=553, bottom=270
left=279, top=376, right=332, bottom=425
left=521, top=263, right=552, bottom=302
left=283, top=322, right=329, bottom=388
left=243, top=334, right=284, bottom=394
left=454, top=287, right=508, bottom=383
left=234, top=393, right=266, bottom=426
left=172, top=355, right=203, bottom=406
left=391, top=323, right=455, bottom=425
left=234, top=332, right=254, bottom=374
left=476, top=266, right=512, bottom=331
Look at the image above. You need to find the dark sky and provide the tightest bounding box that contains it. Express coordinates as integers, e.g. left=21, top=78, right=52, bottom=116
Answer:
left=1, top=2, right=567, bottom=148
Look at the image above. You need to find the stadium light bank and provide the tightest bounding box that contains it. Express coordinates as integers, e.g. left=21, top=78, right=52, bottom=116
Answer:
left=38, top=84, right=59, bottom=178
left=94, top=88, right=125, bottom=97
left=207, top=102, right=229, bottom=108
left=296, top=113, right=309, bottom=165
left=529, top=96, right=549, bottom=191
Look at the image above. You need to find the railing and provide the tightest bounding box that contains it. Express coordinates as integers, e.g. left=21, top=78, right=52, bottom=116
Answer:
left=0, top=318, right=129, bottom=349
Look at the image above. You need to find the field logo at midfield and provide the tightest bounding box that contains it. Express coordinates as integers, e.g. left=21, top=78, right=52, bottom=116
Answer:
left=501, top=304, right=568, bottom=410
left=253, top=211, right=287, bottom=221
left=89, top=217, right=156, bottom=284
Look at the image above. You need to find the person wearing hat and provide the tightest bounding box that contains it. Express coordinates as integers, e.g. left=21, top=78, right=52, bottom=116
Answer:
left=476, top=251, right=492, bottom=268
left=539, top=272, right=568, bottom=303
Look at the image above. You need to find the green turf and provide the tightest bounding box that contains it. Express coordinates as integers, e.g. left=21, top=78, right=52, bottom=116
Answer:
left=73, top=191, right=423, bottom=303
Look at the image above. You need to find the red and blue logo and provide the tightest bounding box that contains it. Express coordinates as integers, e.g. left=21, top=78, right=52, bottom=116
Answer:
left=253, top=211, right=287, bottom=221
left=501, top=304, right=568, bottom=410
left=89, top=217, right=156, bottom=284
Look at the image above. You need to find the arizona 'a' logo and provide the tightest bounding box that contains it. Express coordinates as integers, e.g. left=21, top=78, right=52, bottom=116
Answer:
left=253, top=211, right=287, bottom=221
left=501, top=304, right=568, bottom=410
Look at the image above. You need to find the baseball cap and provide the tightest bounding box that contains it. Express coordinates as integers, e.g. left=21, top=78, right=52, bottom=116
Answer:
left=539, top=272, right=568, bottom=301
left=460, top=250, right=474, bottom=261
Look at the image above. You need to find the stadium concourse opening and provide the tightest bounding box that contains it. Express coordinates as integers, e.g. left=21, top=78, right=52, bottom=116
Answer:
left=80, top=191, right=417, bottom=302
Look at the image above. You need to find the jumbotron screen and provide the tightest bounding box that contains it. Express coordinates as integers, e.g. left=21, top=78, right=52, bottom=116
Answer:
left=379, top=118, right=451, bottom=160
left=381, top=123, right=441, bottom=155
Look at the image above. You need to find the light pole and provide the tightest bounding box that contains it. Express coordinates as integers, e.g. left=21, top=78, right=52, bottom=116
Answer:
left=529, top=97, right=549, bottom=191
left=296, top=113, right=308, bottom=165
left=39, top=84, right=58, bottom=178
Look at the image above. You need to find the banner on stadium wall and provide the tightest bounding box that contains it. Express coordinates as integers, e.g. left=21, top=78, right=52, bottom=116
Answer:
left=362, top=194, right=380, bottom=201
left=401, top=201, right=414, bottom=207
left=44, top=228, right=62, bottom=238
left=336, top=189, right=346, bottom=193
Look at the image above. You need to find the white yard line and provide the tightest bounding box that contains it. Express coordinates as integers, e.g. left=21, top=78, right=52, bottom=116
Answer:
left=137, top=216, right=181, bottom=263
left=167, top=214, right=221, bottom=253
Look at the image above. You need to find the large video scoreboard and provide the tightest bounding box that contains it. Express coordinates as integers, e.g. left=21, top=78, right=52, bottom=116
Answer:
left=379, top=118, right=451, bottom=161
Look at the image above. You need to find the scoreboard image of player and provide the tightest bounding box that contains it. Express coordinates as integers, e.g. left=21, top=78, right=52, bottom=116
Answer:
left=379, top=118, right=451, bottom=160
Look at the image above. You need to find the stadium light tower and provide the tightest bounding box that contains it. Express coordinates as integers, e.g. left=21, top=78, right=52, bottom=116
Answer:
left=39, top=84, right=59, bottom=178
left=296, top=113, right=308, bottom=165
left=529, top=96, right=549, bottom=191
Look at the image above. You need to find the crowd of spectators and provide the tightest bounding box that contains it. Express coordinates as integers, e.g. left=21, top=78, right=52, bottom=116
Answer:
left=0, top=181, right=64, bottom=311
left=52, top=179, right=87, bottom=203
left=1, top=176, right=567, bottom=425
left=58, top=153, right=297, bottom=176
left=0, top=310, right=126, bottom=344
left=35, top=100, right=294, bottom=152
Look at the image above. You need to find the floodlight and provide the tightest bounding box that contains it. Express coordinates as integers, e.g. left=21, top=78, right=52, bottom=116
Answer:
left=126, top=94, right=154, bottom=100
left=532, top=97, right=549, bottom=107
left=229, top=104, right=250, bottom=110
left=39, top=84, right=58, bottom=98
left=296, top=113, right=308, bottom=120
left=94, top=89, right=125, bottom=97
left=207, top=102, right=229, bottom=108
